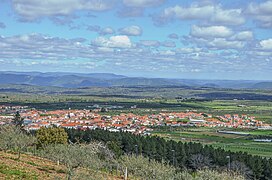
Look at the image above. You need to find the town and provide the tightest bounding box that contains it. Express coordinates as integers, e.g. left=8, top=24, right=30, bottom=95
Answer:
left=1, top=105, right=271, bottom=134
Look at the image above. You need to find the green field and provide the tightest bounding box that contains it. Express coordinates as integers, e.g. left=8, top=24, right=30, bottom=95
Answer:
left=153, top=127, right=272, bottom=158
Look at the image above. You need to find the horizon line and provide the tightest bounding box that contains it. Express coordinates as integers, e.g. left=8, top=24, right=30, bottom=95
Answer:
left=0, top=70, right=271, bottom=82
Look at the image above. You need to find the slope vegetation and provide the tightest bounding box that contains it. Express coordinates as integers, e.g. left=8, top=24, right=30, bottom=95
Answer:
left=0, top=151, right=120, bottom=180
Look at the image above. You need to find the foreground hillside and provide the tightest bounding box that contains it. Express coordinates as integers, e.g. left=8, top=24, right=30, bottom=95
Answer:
left=0, top=151, right=65, bottom=179
left=0, top=151, right=245, bottom=180
left=0, top=126, right=251, bottom=180
left=0, top=151, right=120, bottom=180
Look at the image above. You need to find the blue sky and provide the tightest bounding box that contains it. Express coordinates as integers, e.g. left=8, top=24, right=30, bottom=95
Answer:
left=0, top=0, right=272, bottom=80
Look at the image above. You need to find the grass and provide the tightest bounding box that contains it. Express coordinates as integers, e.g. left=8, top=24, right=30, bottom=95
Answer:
left=0, top=151, right=66, bottom=180
left=213, top=143, right=272, bottom=157
left=153, top=127, right=272, bottom=158
left=0, top=151, right=125, bottom=180
left=0, top=164, right=38, bottom=179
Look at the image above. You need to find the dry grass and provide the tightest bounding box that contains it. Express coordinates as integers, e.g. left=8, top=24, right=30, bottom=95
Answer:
left=0, top=151, right=66, bottom=179
left=0, top=151, right=123, bottom=180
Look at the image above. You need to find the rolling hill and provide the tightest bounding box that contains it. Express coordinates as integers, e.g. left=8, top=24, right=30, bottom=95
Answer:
left=0, top=71, right=271, bottom=89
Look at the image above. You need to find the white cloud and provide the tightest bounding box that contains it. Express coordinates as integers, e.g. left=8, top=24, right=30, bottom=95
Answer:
left=86, top=25, right=101, bottom=32
left=159, top=50, right=175, bottom=56
left=161, top=40, right=176, bottom=47
left=211, top=6, right=244, bottom=25
left=255, top=51, right=272, bottom=56
left=119, top=25, right=142, bottom=36
left=100, top=27, right=115, bottom=35
left=231, top=31, right=253, bottom=41
left=163, top=4, right=214, bottom=20
left=247, top=0, right=272, bottom=27
left=118, top=0, right=164, bottom=17
left=168, top=33, right=179, bottom=39
left=247, top=0, right=272, bottom=16
left=87, top=26, right=115, bottom=35
left=0, top=34, right=96, bottom=60
left=260, top=39, right=272, bottom=50
left=1, top=33, right=271, bottom=78
left=208, top=38, right=245, bottom=49
left=191, top=25, right=233, bottom=38
left=95, top=47, right=115, bottom=53
left=117, top=7, right=144, bottom=17
left=12, top=0, right=115, bottom=20
left=123, top=0, right=165, bottom=7
left=139, top=40, right=160, bottom=47
left=92, top=35, right=132, bottom=48
left=154, top=4, right=245, bottom=25
left=176, top=47, right=202, bottom=54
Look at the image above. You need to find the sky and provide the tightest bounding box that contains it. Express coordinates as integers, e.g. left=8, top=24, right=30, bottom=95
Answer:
left=0, top=0, right=272, bottom=80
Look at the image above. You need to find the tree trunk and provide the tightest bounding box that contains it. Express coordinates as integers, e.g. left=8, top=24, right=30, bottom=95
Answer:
left=18, top=151, right=21, bottom=160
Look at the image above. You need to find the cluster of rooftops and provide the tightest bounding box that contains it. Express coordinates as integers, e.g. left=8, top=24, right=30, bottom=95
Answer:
left=1, top=105, right=271, bottom=133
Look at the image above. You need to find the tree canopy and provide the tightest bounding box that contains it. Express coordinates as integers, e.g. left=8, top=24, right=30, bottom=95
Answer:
left=36, top=127, right=68, bottom=148
left=66, top=128, right=272, bottom=180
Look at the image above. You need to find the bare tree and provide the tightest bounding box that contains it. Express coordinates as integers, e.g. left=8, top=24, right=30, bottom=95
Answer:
left=189, top=154, right=212, bottom=170
left=231, top=161, right=253, bottom=180
left=119, top=154, right=190, bottom=180
left=38, top=142, right=109, bottom=180
left=0, top=125, right=36, bottom=159
left=196, top=169, right=245, bottom=180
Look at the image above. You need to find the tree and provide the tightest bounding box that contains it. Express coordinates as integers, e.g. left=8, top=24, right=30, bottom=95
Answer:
left=36, top=127, right=68, bottom=148
left=100, top=107, right=107, bottom=112
left=262, top=160, right=272, bottom=180
left=230, top=161, right=253, bottom=179
left=196, top=169, right=244, bottom=180
left=39, top=143, right=106, bottom=180
left=189, top=154, right=212, bottom=170
left=65, top=128, right=271, bottom=179
left=12, top=111, right=24, bottom=127
left=107, top=141, right=123, bottom=158
left=0, top=125, right=36, bottom=159
left=249, top=157, right=264, bottom=180
left=119, top=154, right=188, bottom=180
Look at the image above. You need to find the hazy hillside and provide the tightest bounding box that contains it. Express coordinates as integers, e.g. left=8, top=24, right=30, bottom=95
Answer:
left=250, top=82, right=272, bottom=89
left=111, top=77, right=185, bottom=86
left=0, top=71, right=271, bottom=89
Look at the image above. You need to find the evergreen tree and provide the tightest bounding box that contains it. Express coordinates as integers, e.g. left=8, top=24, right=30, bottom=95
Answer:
left=65, top=128, right=272, bottom=179
left=107, top=141, right=123, bottom=158
left=13, top=111, right=24, bottom=127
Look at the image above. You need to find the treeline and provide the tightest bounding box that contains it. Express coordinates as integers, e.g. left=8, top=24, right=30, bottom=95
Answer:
left=67, top=129, right=272, bottom=180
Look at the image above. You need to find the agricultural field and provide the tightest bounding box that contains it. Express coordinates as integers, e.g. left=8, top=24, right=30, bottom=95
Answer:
left=153, top=127, right=272, bottom=158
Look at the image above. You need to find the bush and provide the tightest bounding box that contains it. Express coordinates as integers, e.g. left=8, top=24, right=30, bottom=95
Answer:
left=36, top=127, right=68, bottom=148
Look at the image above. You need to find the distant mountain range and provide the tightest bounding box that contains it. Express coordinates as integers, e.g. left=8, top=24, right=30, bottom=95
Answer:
left=0, top=71, right=271, bottom=90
